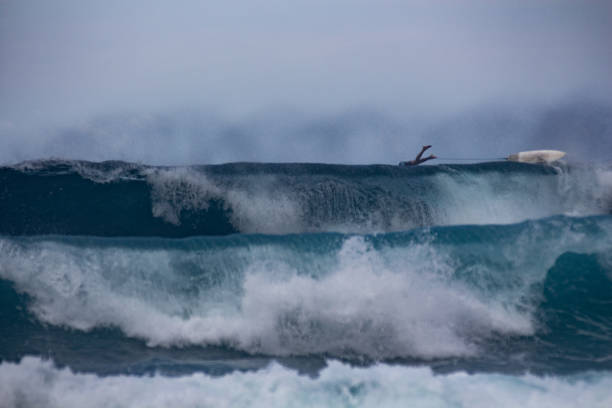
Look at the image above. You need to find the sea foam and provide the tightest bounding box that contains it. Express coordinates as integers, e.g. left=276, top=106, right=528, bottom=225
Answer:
left=2, top=215, right=610, bottom=359
left=1, top=357, right=610, bottom=408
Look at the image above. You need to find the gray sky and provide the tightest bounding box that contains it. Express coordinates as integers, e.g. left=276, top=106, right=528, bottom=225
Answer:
left=1, top=0, right=611, bottom=164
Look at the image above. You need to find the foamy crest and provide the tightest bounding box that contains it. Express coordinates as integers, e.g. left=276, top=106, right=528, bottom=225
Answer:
left=0, top=234, right=537, bottom=359
left=432, top=164, right=612, bottom=225
left=145, top=167, right=304, bottom=232
left=1, top=357, right=611, bottom=408
left=145, top=163, right=612, bottom=233
left=13, top=159, right=143, bottom=183
left=145, top=167, right=223, bottom=225
left=226, top=236, right=532, bottom=357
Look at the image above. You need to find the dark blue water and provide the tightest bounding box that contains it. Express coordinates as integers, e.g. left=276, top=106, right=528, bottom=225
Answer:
left=1, top=159, right=612, bottom=407
left=0, top=159, right=605, bottom=236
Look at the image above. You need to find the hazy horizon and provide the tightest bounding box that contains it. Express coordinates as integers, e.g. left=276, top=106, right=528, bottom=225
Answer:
left=2, top=0, right=611, bottom=164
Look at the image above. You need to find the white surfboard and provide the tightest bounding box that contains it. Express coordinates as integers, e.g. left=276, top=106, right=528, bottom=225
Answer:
left=507, top=150, right=566, bottom=164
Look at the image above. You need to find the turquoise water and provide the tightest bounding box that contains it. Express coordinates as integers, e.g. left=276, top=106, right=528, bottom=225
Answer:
left=1, top=160, right=611, bottom=407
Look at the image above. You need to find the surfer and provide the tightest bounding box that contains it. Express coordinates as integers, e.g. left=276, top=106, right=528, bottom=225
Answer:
left=400, top=145, right=437, bottom=166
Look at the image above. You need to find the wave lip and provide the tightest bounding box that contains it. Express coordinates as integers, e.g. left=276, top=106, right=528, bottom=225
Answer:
left=2, top=159, right=612, bottom=236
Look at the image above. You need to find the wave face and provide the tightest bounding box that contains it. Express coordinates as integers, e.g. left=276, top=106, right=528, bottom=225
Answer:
left=2, top=215, right=612, bottom=373
left=1, top=159, right=611, bottom=236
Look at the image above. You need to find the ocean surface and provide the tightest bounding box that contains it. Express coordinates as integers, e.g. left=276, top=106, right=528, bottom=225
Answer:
left=1, top=159, right=612, bottom=407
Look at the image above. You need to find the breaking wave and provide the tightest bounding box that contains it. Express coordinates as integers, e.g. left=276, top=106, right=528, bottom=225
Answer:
left=1, top=159, right=611, bottom=236
left=1, top=215, right=611, bottom=362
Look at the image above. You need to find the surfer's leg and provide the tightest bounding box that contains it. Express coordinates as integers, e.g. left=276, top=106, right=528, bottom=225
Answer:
left=418, top=154, right=436, bottom=164
left=414, top=145, right=431, bottom=161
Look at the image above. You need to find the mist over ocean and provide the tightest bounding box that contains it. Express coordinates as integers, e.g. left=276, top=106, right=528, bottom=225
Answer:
left=2, top=1, right=612, bottom=407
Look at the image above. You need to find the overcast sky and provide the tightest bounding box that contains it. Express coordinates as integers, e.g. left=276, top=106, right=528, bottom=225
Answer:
left=1, top=0, right=611, bottom=164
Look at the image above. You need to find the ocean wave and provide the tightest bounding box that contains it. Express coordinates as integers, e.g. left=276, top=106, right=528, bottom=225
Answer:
left=1, top=215, right=611, bottom=361
left=1, top=357, right=610, bottom=408
left=2, top=159, right=611, bottom=236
